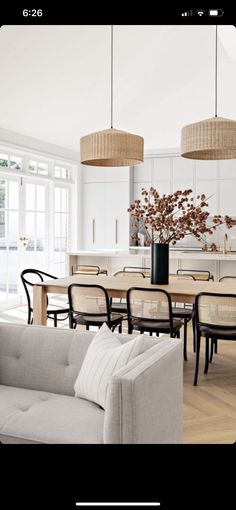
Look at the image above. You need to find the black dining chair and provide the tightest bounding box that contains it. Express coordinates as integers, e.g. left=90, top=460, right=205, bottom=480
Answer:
left=170, top=274, right=195, bottom=361
left=210, top=276, right=236, bottom=359
left=110, top=271, right=145, bottom=314
left=68, top=283, right=123, bottom=332
left=127, top=287, right=182, bottom=338
left=193, top=291, right=236, bottom=385
left=21, top=269, right=69, bottom=327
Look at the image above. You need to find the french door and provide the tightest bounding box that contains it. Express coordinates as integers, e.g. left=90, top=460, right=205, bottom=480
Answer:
left=0, top=174, right=49, bottom=309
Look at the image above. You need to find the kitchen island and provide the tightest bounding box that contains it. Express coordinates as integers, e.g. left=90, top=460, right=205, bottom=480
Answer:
left=67, top=248, right=236, bottom=281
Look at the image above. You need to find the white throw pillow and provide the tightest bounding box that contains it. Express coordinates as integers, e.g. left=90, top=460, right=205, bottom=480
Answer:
left=74, top=323, right=156, bottom=409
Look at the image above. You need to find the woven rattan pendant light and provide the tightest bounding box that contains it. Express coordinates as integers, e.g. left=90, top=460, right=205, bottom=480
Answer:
left=181, top=26, right=236, bottom=160
left=80, top=26, right=144, bottom=167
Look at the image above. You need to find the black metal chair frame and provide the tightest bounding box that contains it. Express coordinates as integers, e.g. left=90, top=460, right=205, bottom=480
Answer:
left=194, top=291, right=236, bottom=385
left=110, top=271, right=145, bottom=315
left=177, top=269, right=214, bottom=281
left=171, top=274, right=195, bottom=361
left=127, top=287, right=182, bottom=338
left=21, top=269, right=69, bottom=327
left=68, top=283, right=123, bottom=332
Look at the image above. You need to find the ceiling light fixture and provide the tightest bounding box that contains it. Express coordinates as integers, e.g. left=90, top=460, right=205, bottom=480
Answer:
left=181, top=26, right=236, bottom=160
left=80, top=26, right=144, bottom=167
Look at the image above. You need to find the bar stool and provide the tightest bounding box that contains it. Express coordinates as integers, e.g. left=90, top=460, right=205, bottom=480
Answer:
left=177, top=269, right=214, bottom=281
left=123, top=266, right=151, bottom=278
left=72, top=265, right=108, bottom=276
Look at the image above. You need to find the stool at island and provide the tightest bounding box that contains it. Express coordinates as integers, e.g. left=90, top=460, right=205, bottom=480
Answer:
left=71, top=265, right=108, bottom=276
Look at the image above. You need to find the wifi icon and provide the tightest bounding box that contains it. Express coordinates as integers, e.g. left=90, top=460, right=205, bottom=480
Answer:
left=197, top=9, right=205, bottom=16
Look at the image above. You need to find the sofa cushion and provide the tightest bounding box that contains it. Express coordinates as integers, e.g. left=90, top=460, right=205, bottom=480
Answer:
left=0, top=385, right=104, bottom=444
left=74, top=323, right=157, bottom=409
left=0, top=323, right=139, bottom=396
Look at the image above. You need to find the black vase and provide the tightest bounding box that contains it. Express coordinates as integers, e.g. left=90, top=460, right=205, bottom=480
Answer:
left=151, top=243, right=169, bottom=284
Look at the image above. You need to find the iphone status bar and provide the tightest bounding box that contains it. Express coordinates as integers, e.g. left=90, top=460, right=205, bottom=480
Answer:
left=0, top=7, right=235, bottom=25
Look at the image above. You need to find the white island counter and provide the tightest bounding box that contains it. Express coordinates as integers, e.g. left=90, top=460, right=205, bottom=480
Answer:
left=67, top=248, right=236, bottom=281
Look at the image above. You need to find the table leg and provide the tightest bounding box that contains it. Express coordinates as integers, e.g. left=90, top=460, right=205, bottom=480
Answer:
left=33, top=285, right=47, bottom=325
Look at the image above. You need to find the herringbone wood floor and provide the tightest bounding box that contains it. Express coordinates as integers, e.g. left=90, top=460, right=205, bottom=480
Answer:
left=183, top=331, right=236, bottom=444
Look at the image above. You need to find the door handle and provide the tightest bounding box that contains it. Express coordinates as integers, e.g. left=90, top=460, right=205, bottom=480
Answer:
left=115, top=219, right=118, bottom=244
left=92, top=219, right=95, bottom=243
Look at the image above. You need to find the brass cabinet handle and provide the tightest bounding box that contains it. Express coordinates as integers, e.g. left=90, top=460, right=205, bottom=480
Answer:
left=115, top=218, right=118, bottom=244
left=92, top=219, right=95, bottom=243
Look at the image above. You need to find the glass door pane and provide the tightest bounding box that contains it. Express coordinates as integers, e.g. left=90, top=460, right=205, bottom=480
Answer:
left=24, top=182, right=48, bottom=270
left=0, top=177, right=20, bottom=306
left=54, top=186, right=69, bottom=276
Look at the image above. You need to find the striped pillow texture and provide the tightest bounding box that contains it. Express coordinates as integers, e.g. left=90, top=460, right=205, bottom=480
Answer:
left=74, top=323, right=153, bottom=409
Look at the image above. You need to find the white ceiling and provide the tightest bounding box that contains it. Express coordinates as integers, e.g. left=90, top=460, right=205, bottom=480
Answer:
left=0, top=25, right=235, bottom=152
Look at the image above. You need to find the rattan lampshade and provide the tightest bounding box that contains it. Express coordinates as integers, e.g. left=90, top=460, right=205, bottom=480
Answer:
left=80, top=26, right=144, bottom=167
left=181, top=26, right=236, bottom=161
left=181, top=116, right=236, bottom=160
left=80, top=128, right=144, bottom=166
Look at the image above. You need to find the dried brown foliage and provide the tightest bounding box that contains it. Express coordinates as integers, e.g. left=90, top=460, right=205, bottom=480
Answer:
left=128, top=187, right=235, bottom=245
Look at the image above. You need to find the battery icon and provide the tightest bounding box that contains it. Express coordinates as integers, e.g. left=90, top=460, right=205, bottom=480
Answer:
left=209, top=9, right=224, bottom=16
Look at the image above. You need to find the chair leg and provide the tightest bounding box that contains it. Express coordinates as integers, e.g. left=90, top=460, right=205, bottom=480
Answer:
left=176, top=329, right=180, bottom=339
left=204, top=337, right=209, bottom=374
left=69, top=313, right=73, bottom=329
left=214, top=339, right=218, bottom=354
left=183, top=318, right=188, bottom=362
left=54, top=315, right=57, bottom=328
left=118, top=323, right=122, bottom=334
left=192, top=308, right=196, bottom=352
left=210, top=339, right=214, bottom=363
left=128, top=323, right=133, bottom=334
left=86, top=324, right=89, bottom=331
left=193, top=333, right=201, bottom=386
left=27, top=309, right=32, bottom=325
left=149, top=331, right=153, bottom=336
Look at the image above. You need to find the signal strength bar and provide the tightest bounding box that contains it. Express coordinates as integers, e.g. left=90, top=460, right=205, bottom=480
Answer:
left=181, top=10, right=193, bottom=16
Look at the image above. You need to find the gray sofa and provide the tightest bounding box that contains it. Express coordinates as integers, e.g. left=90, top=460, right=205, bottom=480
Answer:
left=0, top=323, right=183, bottom=444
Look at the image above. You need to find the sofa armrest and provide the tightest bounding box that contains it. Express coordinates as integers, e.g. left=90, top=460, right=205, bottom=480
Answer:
left=103, top=338, right=183, bottom=444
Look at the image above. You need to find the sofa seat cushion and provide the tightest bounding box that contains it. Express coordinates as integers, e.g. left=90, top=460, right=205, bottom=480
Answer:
left=0, top=385, right=104, bottom=444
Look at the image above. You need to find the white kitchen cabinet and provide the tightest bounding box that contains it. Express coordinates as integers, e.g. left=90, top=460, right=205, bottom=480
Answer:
left=105, top=182, right=130, bottom=249
left=82, top=183, right=105, bottom=249
left=82, top=181, right=129, bottom=249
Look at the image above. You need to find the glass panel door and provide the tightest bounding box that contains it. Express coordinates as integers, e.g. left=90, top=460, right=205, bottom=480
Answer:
left=23, top=180, right=48, bottom=271
left=54, top=186, right=69, bottom=276
left=0, top=177, right=20, bottom=307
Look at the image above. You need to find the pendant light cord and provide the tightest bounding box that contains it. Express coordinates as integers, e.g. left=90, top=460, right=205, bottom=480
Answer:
left=111, top=25, right=114, bottom=128
left=215, top=25, right=218, bottom=118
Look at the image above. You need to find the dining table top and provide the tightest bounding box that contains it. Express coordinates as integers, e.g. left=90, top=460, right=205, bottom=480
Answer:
left=36, top=274, right=236, bottom=297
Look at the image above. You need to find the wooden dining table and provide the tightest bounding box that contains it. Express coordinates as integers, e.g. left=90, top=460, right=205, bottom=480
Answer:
left=32, top=274, right=236, bottom=326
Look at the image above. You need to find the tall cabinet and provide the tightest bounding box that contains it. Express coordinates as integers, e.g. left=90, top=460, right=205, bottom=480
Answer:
left=82, top=166, right=130, bottom=249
